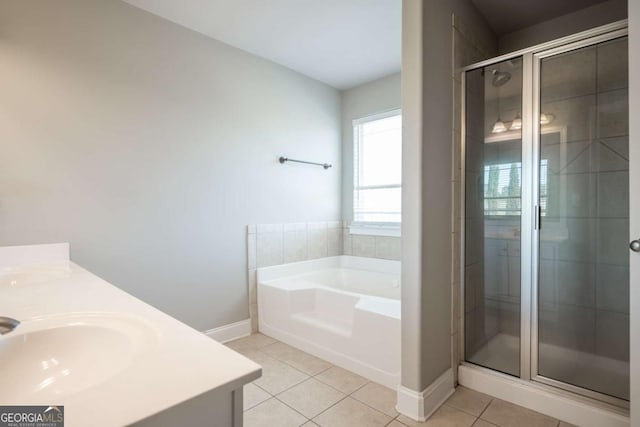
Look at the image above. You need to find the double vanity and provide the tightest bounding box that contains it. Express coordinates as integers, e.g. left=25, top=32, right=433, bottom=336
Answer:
left=0, top=243, right=260, bottom=427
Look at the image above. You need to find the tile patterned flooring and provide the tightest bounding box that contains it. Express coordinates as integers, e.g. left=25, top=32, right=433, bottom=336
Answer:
left=226, top=334, right=572, bottom=427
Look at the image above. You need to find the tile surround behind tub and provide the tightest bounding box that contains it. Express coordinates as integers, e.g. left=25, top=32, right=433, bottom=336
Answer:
left=307, top=222, right=329, bottom=259
left=374, top=236, right=401, bottom=260
left=327, top=227, right=342, bottom=256
left=256, top=230, right=283, bottom=268
left=283, top=223, right=307, bottom=263
left=351, top=235, right=375, bottom=258
left=247, top=222, right=402, bottom=332
left=248, top=221, right=341, bottom=332
left=342, top=228, right=401, bottom=261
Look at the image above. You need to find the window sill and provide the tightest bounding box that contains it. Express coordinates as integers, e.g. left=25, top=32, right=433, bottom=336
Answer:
left=349, top=225, right=401, bottom=237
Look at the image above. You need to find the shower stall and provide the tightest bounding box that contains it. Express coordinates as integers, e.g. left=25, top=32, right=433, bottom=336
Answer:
left=460, top=21, right=630, bottom=413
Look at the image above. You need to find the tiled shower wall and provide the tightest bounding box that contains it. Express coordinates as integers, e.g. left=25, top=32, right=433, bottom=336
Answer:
left=451, top=15, right=496, bottom=382
left=246, top=222, right=401, bottom=332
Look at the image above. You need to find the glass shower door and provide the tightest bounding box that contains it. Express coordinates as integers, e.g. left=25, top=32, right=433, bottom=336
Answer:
left=464, top=57, right=523, bottom=377
left=536, top=36, right=629, bottom=401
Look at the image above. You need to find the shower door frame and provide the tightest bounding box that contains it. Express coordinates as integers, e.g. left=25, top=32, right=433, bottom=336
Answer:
left=459, top=20, right=629, bottom=410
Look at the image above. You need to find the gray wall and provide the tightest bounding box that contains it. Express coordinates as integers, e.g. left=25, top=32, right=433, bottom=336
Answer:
left=0, top=0, right=341, bottom=331
left=401, top=0, right=496, bottom=392
left=498, top=0, right=628, bottom=54
left=341, top=73, right=401, bottom=223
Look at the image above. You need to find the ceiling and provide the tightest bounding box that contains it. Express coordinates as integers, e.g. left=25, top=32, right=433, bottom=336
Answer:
left=122, top=0, right=401, bottom=90
left=471, top=0, right=608, bottom=35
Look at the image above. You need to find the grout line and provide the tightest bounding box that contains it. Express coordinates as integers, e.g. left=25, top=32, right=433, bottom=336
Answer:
left=472, top=418, right=499, bottom=426
left=308, top=394, right=351, bottom=422
left=384, top=415, right=405, bottom=427
left=443, top=401, right=484, bottom=419
left=265, top=375, right=309, bottom=397
left=254, top=350, right=315, bottom=377
left=347, top=380, right=370, bottom=395
left=303, top=365, right=333, bottom=379
left=312, top=374, right=369, bottom=395
left=242, top=383, right=272, bottom=411
left=246, top=336, right=398, bottom=423
left=260, top=349, right=333, bottom=378
left=476, top=398, right=493, bottom=420
left=309, top=392, right=397, bottom=425
left=251, top=381, right=273, bottom=397
left=348, top=383, right=400, bottom=419
left=243, top=396, right=282, bottom=415
left=271, top=394, right=312, bottom=423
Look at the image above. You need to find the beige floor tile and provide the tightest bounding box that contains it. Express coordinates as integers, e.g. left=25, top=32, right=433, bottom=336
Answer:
left=445, top=386, right=492, bottom=416
left=351, top=382, right=398, bottom=417
left=226, top=333, right=276, bottom=353
left=480, top=400, right=558, bottom=427
left=313, top=397, right=392, bottom=427
left=558, top=422, right=577, bottom=427
left=244, top=398, right=307, bottom=427
left=302, top=422, right=320, bottom=427
left=252, top=353, right=309, bottom=394
left=244, top=383, right=271, bottom=410
left=314, top=366, right=369, bottom=394
left=262, top=342, right=332, bottom=375
left=233, top=347, right=263, bottom=360
left=241, top=348, right=274, bottom=364
left=388, top=421, right=410, bottom=427
left=277, top=378, right=346, bottom=418
left=396, top=414, right=425, bottom=426
left=472, top=420, right=498, bottom=427
left=397, top=405, right=476, bottom=427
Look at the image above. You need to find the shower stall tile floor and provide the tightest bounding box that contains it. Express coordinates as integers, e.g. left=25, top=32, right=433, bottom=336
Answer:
left=225, top=333, right=568, bottom=427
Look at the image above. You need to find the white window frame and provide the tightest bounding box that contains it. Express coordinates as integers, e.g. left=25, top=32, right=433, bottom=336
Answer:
left=351, top=108, right=402, bottom=237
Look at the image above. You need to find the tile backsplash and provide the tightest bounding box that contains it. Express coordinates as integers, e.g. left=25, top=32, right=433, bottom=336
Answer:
left=249, top=221, right=343, bottom=269
left=343, top=230, right=401, bottom=261
left=246, top=221, right=402, bottom=331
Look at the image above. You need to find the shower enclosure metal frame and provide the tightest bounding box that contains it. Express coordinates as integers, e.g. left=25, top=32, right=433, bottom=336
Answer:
left=459, top=20, right=629, bottom=410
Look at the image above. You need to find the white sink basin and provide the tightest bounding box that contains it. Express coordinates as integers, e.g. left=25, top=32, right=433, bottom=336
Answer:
left=0, top=313, right=157, bottom=402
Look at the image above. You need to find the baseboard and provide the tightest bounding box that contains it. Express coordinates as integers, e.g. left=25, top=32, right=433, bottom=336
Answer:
left=396, top=369, right=454, bottom=422
left=203, top=319, right=251, bottom=344
left=458, top=364, right=630, bottom=427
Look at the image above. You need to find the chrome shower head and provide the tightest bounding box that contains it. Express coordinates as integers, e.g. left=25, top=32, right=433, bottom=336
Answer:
left=491, top=69, right=511, bottom=87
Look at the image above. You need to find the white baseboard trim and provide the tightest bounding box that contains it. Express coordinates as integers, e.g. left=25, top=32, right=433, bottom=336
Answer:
left=396, top=368, right=454, bottom=422
left=203, top=319, right=251, bottom=343
left=458, top=364, right=630, bottom=427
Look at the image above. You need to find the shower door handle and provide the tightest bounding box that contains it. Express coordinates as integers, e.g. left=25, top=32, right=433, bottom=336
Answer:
left=631, top=240, right=640, bottom=253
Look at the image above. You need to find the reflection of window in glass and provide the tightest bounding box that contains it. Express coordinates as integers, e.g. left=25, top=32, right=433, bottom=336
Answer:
left=353, top=111, right=402, bottom=225
left=484, top=160, right=547, bottom=216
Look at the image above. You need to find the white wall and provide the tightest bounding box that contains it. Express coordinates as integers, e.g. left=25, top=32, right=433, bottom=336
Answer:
left=341, top=73, right=401, bottom=223
left=0, top=0, right=341, bottom=331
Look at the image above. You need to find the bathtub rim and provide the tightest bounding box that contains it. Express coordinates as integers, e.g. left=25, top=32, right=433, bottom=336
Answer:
left=256, top=255, right=400, bottom=283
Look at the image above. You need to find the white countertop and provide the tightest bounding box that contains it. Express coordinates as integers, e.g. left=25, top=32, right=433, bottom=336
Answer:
left=0, top=244, right=261, bottom=427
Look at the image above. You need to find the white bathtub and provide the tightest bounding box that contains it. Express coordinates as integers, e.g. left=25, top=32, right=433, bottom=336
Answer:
left=257, top=256, right=400, bottom=388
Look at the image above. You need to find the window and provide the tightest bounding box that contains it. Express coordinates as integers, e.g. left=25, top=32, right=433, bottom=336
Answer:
left=483, top=159, right=547, bottom=216
left=353, top=110, right=402, bottom=228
